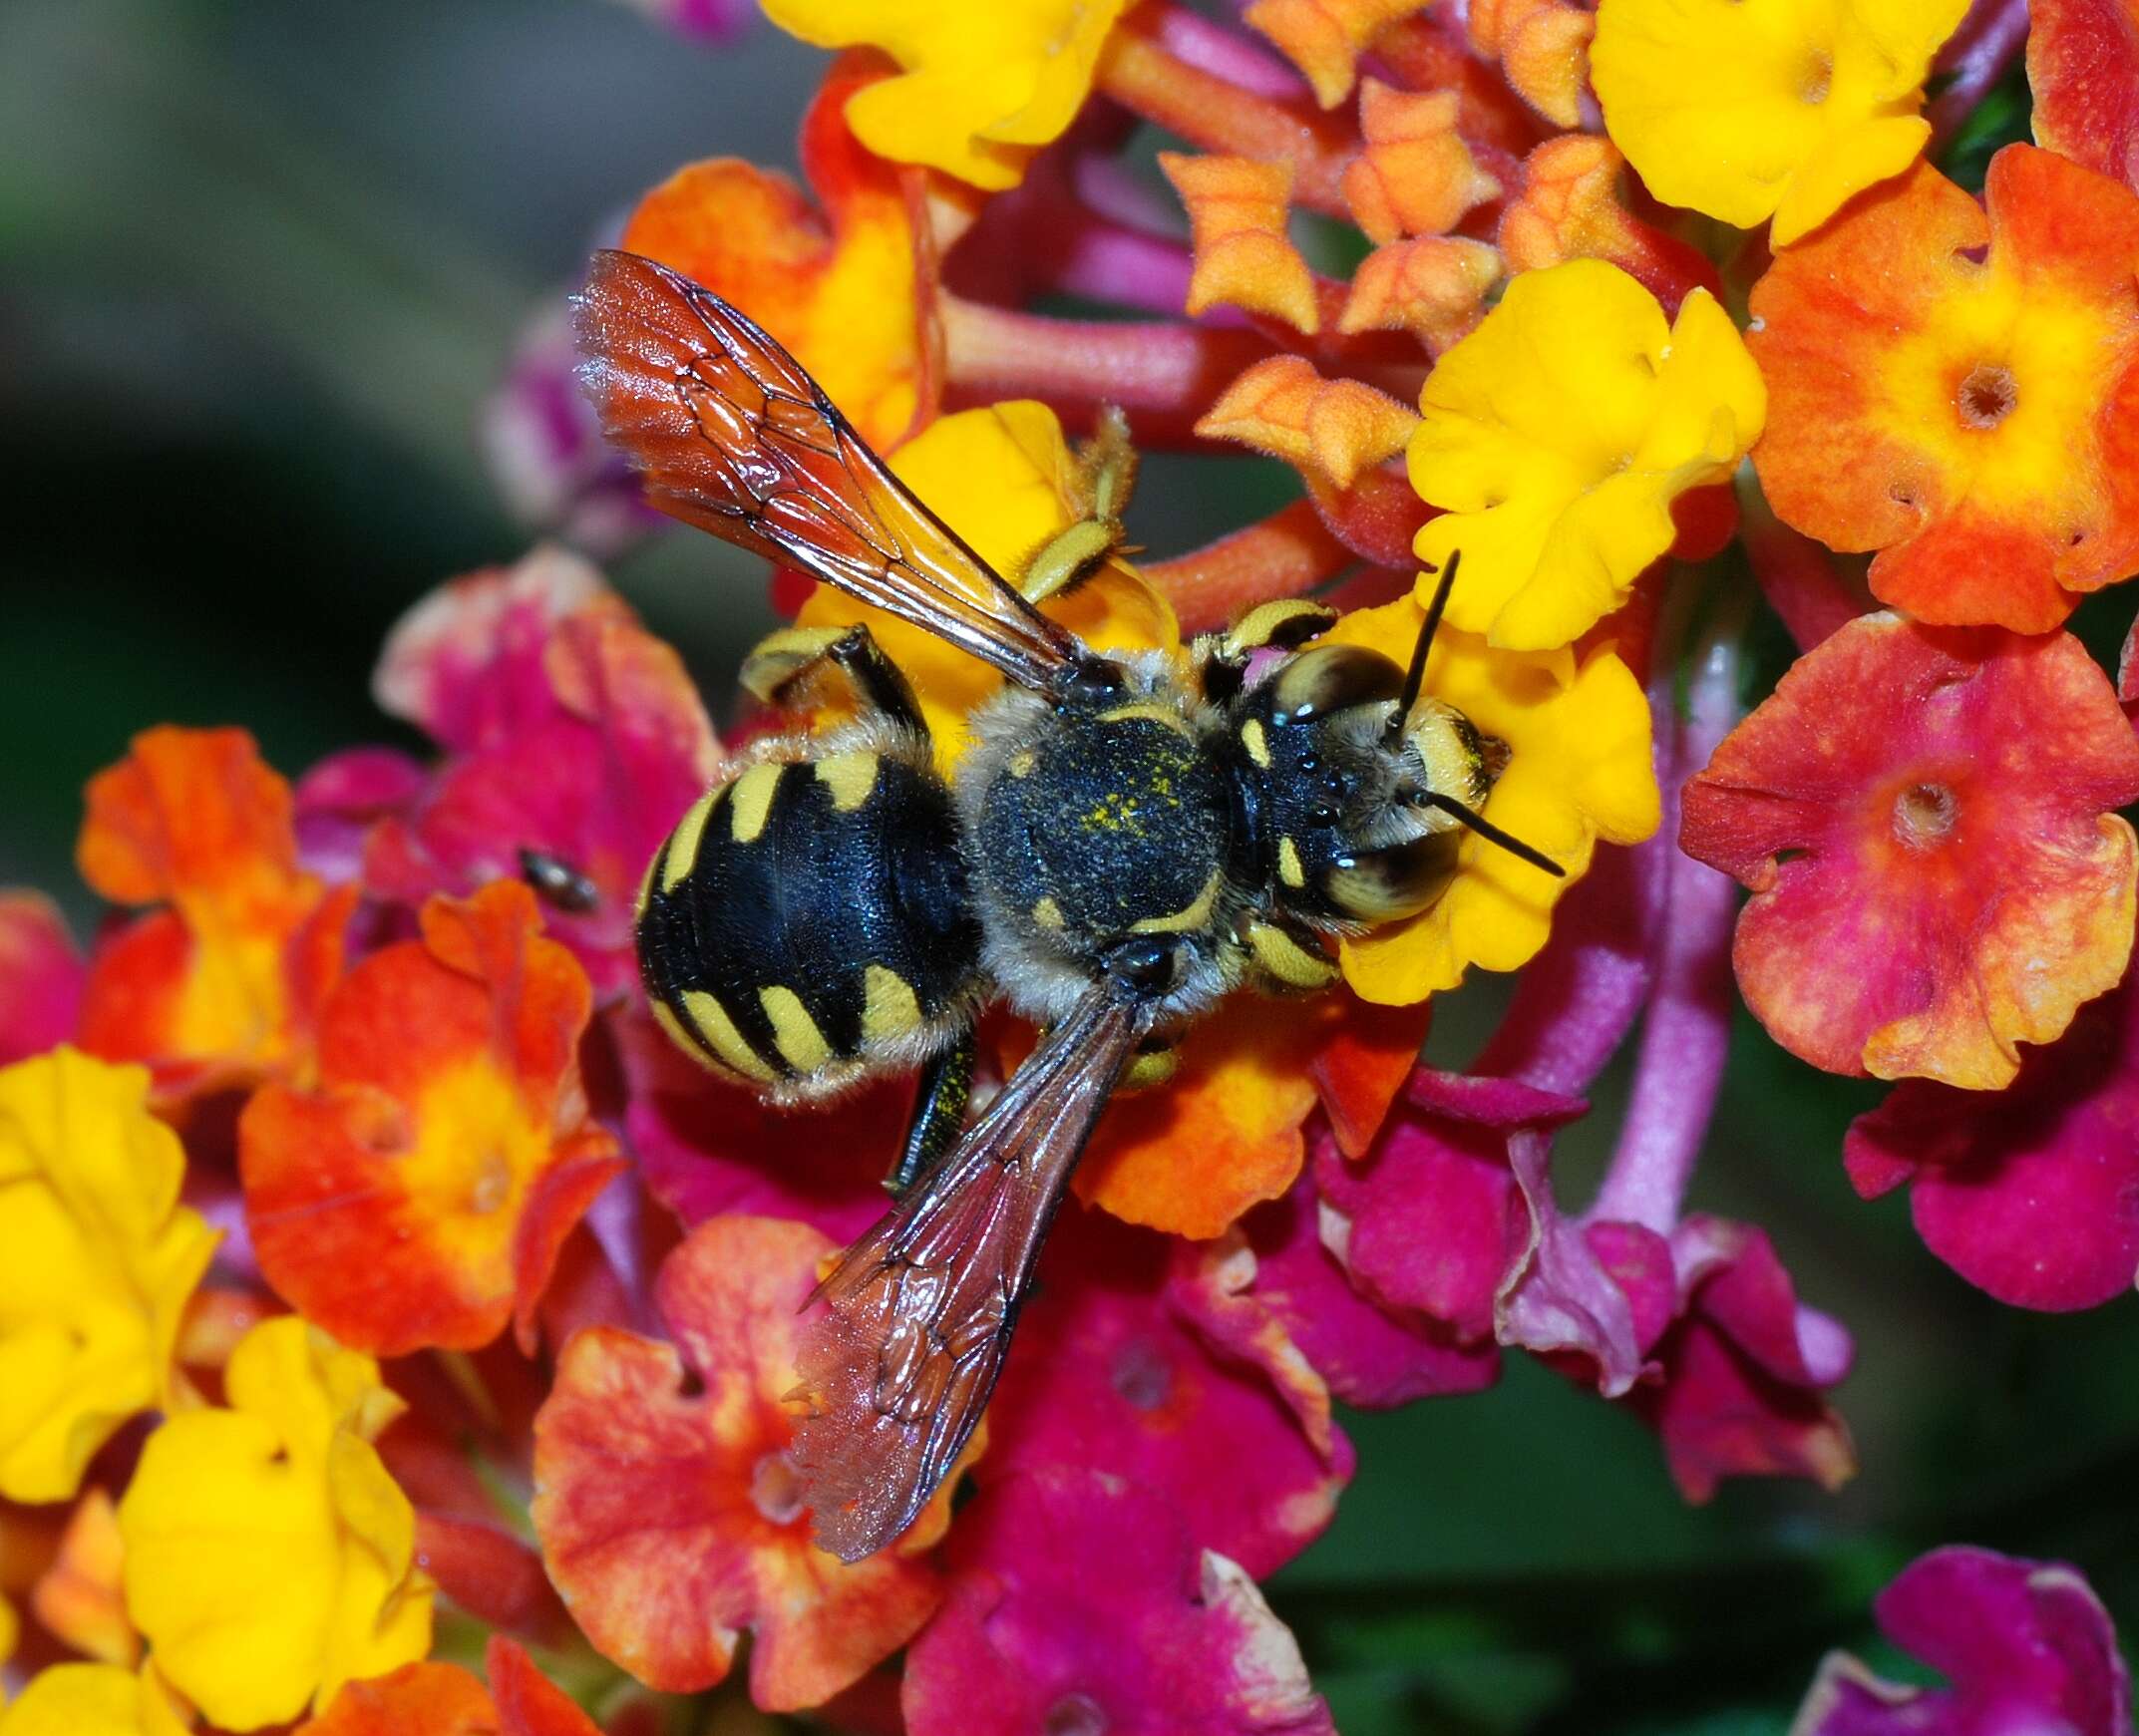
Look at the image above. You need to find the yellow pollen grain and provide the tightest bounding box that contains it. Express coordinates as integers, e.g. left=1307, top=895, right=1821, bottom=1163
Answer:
left=1132, top=868, right=1223, bottom=934
left=1277, top=837, right=1305, bottom=888
left=727, top=762, right=784, bottom=845
left=1032, top=895, right=1066, bottom=929
left=660, top=789, right=721, bottom=890
left=861, top=964, right=922, bottom=1043
left=1009, top=749, right=1038, bottom=778
left=1240, top=718, right=1271, bottom=769
left=664, top=991, right=774, bottom=1083
left=759, top=985, right=833, bottom=1072
left=815, top=752, right=880, bottom=812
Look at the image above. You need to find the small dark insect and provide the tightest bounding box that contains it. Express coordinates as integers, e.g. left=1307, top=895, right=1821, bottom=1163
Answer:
left=574, top=250, right=1561, bottom=1562
left=518, top=847, right=601, bottom=914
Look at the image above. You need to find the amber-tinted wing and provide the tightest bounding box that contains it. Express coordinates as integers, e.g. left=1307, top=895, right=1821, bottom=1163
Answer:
left=574, top=249, right=1081, bottom=692
left=789, top=991, right=1143, bottom=1562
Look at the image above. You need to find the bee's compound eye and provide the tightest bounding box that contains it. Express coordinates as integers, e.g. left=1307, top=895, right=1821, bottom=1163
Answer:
left=1325, top=832, right=1462, bottom=923
left=1268, top=645, right=1404, bottom=725
left=1103, top=935, right=1181, bottom=997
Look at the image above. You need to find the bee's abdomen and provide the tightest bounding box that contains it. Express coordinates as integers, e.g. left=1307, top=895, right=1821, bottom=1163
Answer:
left=636, top=746, right=982, bottom=1096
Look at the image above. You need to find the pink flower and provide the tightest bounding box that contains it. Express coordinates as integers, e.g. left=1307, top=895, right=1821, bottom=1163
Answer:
left=902, top=1467, right=1336, bottom=1736
left=1846, top=975, right=2139, bottom=1310
left=1796, top=1546, right=2130, bottom=1736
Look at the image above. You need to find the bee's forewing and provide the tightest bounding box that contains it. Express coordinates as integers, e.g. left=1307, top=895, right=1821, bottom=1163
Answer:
left=574, top=249, right=1080, bottom=692
left=789, top=992, right=1142, bottom=1562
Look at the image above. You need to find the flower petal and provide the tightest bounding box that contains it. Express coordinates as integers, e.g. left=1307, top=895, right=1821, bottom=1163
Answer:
left=760, top=0, right=1133, bottom=190
left=532, top=1215, right=941, bottom=1709
left=1411, top=261, right=1764, bottom=650
left=902, top=1467, right=1335, bottom=1736
left=0, top=893, right=82, bottom=1067
left=1795, top=1547, right=2130, bottom=1735
left=1681, top=613, right=2139, bottom=1087
left=1748, top=147, right=2139, bottom=631
left=1845, top=982, right=2139, bottom=1309
left=0, top=1049, right=217, bottom=1503
left=241, top=881, right=623, bottom=1356
left=2028, top=0, right=2139, bottom=193
left=118, top=1317, right=433, bottom=1729
left=1593, top=0, right=1964, bottom=237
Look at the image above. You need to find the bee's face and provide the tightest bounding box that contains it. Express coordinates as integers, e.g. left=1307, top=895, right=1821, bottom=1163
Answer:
left=1237, top=643, right=1501, bottom=930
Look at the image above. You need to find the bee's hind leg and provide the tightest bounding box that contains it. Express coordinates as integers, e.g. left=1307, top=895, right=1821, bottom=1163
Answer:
left=739, top=622, right=928, bottom=737
left=886, top=1026, right=977, bottom=1197
left=1017, top=406, right=1140, bottom=604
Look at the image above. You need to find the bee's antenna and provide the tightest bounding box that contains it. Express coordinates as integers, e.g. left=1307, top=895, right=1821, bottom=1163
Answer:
left=1387, top=549, right=1460, bottom=743
left=1413, top=790, right=1566, bottom=876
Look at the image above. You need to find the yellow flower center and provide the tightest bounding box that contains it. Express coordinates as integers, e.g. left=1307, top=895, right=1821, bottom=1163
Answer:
left=409, top=1063, right=542, bottom=1243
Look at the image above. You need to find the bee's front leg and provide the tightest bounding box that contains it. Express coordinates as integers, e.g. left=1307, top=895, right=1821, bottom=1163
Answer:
left=739, top=622, right=928, bottom=737
left=1189, top=600, right=1339, bottom=705
left=1017, top=405, right=1140, bottom=604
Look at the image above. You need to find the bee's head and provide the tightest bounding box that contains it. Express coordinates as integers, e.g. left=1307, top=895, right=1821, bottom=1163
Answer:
left=1242, top=555, right=1562, bottom=932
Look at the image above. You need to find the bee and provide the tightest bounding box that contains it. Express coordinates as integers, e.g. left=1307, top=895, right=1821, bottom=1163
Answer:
left=573, top=250, right=1562, bottom=1562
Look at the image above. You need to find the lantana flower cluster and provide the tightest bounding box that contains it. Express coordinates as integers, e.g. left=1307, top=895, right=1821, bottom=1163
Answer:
left=9, top=0, right=2139, bottom=1725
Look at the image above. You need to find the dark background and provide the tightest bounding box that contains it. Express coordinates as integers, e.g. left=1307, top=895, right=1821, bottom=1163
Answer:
left=3, top=4, right=2127, bottom=1730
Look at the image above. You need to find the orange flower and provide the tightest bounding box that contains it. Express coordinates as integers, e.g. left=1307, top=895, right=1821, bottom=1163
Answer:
left=620, top=57, right=934, bottom=448
left=1749, top=145, right=2139, bottom=632
left=297, top=1639, right=600, bottom=1736
left=1160, top=153, right=1319, bottom=333
left=1072, top=995, right=1431, bottom=1237
left=1197, top=355, right=1420, bottom=491
left=239, top=881, right=623, bottom=1355
left=76, top=728, right=350, bottom=1098
left=532, top=1215, right=943, bottom=1710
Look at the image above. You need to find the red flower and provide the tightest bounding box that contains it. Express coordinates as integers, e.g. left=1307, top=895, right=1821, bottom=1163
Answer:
left=1682, top=613, right=2139, bottom=1088
left=532, top=1215, right=945, bottom=1709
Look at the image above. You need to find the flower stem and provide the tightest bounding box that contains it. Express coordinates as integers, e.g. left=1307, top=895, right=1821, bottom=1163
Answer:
left=1737, top=473, right=1867, bottom=651
left=939, top=295, right=1269, bottom=440
left=1590, top=623, right=1742, bottom=1231
left=1145, top=499, right=1355, bottom=632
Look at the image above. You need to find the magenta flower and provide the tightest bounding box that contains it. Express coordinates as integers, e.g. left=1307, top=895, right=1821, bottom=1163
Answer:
left=1796, top=1547, right=2131, bottom=1736
left=1846, top=976, right=2139, bottom=1310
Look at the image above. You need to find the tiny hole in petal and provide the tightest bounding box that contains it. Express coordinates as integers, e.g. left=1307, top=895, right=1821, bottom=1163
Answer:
left=1954, top=241, right=1990, bottom=267
left=750, top=1449, right=807, bottom=1526
left=1110, top=1338, right=1173, bottom=1410
left=1957, top=364, right=2017, bottom=430
left=1045, top=1693, right=1110, bottom=1736
left=1893, top=782, right=1959, bottom=849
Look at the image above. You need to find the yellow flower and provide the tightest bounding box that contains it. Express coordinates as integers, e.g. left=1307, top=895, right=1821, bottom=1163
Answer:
left=1592, top=0, right=1967, bottom=245
left=1323, top=595, right=1660, bottom=1001
left=0, top=1663, right=188, bottom=1736
left=0, top=1049, right=217, bottom=1504
left=117, top=1317, right=432, bottom=1731
left=758, top=0, right=1134, bottom=190
left=796, top=401, right=1179, bottom=764
left=1410, top=260, right=1764, bottom=651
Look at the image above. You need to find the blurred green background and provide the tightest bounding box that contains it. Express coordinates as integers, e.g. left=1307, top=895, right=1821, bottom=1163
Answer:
left=2, top=4, right=2128, bottom=1730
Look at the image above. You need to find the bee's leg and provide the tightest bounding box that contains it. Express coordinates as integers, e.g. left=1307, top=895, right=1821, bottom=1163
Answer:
left=1121, top=1032, right=1181, bottom=1091
left=1191, top=600, right=1340, bottom=705
left=739, top=622, right=927, bottom=736
left=886, top=1025, right=976, bottom=1197
left=1017, top=406, right=1140, bottom=604
left=1240, top=910, right=1341, bottom=993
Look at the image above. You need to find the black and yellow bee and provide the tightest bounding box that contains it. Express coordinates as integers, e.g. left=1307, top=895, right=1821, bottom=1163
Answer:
left=574, top=249, right=1561, bottom=1562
